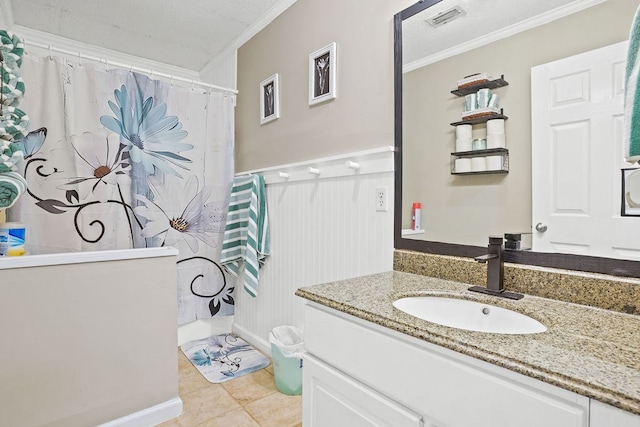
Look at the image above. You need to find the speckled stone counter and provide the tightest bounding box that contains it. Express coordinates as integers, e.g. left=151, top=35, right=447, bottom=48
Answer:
left=394, top=249, right=640, bottom=315
left=295, top=271, right=640, bottom=415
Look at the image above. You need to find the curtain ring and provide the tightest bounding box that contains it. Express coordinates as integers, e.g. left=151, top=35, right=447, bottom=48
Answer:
left=170, top=74, right=174, bottom=86
left=150, top=69, right=154, bottom=79
left=191, top=79, right=195, bottom=90
left=104, top=59, right=109, bottom=71
left=48, top=44, right=53, bottom=60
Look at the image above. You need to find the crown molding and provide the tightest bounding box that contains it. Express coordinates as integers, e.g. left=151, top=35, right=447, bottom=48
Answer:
left=403, top=0, right=606, bottom=73
left=199, top=0, right=298, bottom=77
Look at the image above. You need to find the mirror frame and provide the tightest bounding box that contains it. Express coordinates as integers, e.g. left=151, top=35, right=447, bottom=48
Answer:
left=393, top=0, right=640, bottom=278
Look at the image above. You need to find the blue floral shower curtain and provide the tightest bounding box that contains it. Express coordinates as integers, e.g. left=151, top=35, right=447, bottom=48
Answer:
left=11, top=54, right=236, bottom=323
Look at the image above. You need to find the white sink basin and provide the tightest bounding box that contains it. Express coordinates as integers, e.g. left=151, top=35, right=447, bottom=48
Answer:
left=393, top=296, right=547, bottom=334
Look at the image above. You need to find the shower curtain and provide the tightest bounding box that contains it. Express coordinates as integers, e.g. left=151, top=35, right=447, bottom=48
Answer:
left=11, top=54, right=236, bottom=323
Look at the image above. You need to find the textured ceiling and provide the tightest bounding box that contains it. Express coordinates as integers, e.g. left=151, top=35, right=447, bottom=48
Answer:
left=7, top=0, right=289, bottom=72
left=401, top=0, right=603, bottom=68
left=4, top=0, right=602, bottom=74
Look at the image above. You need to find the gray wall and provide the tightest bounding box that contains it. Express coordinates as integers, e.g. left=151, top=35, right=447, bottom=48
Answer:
left=402, top=0, right=637, bottom=247
left=235, top=0, right=415, bottom=172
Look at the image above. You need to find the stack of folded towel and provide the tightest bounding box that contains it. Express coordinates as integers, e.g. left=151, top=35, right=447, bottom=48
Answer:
left=0, top=30, right=28, bottom=209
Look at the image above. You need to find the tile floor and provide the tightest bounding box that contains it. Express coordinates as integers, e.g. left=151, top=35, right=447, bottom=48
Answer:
left=158, top=348, right=302, bottom=427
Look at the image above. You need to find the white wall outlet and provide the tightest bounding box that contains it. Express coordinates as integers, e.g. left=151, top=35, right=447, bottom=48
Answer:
left=376, top=186, right=388, bottom=212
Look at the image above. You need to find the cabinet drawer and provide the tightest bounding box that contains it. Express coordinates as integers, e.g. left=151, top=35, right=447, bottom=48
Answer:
left=590, top=400, right=640, bottom=427
left=304, top=303, right=589, bottom=427
left=303, top=354, right=423, bottom=427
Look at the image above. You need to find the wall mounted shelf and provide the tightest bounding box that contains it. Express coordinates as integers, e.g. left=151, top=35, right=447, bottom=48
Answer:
left=450, top=75, right=509, bottom=175
left=451, top=148, right=509, bottom=175
left=451, top=112, right=508, bottom=126
left=451, top=75, right=509, bottom=96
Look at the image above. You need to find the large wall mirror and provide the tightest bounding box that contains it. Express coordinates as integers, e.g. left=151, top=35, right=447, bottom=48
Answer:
left=394, top=0, right=640, bottom=276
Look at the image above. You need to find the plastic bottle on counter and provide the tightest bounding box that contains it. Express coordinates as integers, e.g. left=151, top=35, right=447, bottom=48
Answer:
left=0, top=222, right=25, bottom=256
left=411, top=202, right=421, bottom=230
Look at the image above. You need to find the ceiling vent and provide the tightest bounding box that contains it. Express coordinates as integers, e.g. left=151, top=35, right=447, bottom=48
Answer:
left=425, top=6, right=466, bottom=27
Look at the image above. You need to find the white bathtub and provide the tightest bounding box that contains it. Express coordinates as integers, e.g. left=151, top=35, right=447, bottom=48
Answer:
left=0, top=247, right=182, bottom=427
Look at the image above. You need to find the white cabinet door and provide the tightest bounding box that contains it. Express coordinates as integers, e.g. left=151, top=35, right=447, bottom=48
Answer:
left=303, top=354, right=423, bottom=427
left=590, top=400, right=640, bottom=427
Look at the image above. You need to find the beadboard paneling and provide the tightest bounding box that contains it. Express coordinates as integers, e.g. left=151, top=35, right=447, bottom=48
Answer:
left=233, top=171, right=394, bottom=353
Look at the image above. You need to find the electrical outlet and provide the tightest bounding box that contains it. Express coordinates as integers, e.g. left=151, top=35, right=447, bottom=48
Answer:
left=376, top=186, right=388, bottom=212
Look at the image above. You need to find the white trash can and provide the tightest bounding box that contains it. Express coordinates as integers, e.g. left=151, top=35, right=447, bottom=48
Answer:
left=269, top=325, right=304, bottom=395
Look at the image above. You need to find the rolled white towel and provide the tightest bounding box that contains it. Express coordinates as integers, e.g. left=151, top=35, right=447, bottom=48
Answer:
left=454, top=158, right=471, bottom=173
left=471, top=157, right=486, bottom=172
left=456, top=124, right=472, bottom=139
left=487, top=134, right=506, bottom=149
left=0, top=171, right=26, bottom=208
left=486, top=119, right=505, bottom=135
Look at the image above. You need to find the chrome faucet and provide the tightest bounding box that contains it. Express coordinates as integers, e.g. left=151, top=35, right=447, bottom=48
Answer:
left=469, top=236, right=523, bottom=300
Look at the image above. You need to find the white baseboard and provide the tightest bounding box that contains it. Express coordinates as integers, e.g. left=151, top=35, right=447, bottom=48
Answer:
left=98, top=397, right=183, bottom=427
left=233, top=323, right=271, bottom=356
left=177, top=317, right=234, bottom=346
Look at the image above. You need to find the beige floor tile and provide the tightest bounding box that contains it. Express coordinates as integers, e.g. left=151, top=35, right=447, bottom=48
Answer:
left=178, top=384, right=241, bottom=427
left=164, top=346, right=302, bottom=426
left=178, top=349, right=194, bottom=371
left=263, top=359, right=274, bottom=375
left=194, top=408, right=261, bottom=427
left=221, top=368, right=277, bottom=405
left=157, top=418, right=182, bottom=427
left=179, top=364, right=212, bottom=396
left=244, top=391, right=302, bottom=427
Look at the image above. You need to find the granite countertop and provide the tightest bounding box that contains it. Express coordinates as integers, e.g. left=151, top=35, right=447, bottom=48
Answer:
left=295, top=271, right=640, bottom=415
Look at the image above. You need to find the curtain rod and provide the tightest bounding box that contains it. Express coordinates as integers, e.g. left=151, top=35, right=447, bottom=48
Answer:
left=22, top=39, right=239, bottom=95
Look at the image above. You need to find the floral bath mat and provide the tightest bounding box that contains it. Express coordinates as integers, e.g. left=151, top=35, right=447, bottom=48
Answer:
left=181, top=333, right=270, bottom=383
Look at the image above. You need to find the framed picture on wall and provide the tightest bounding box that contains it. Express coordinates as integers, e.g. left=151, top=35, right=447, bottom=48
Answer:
left=308, top=42, right=337, bottom=105
left=621, top=168, right=640, bottom=216
left=260, top=73, right=280, bottom=124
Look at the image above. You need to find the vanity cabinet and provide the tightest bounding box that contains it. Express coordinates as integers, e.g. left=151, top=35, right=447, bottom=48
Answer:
left=590, top=400, right=640, bottom=427
left=303, top=302, right=590, bottom=427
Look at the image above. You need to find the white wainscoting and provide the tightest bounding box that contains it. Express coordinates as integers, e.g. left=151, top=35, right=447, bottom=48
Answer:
left=232, top=147, right=395, bottom=354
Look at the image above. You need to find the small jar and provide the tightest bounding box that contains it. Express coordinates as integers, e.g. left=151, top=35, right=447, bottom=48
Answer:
left=472, top=138, right=487, bottom=150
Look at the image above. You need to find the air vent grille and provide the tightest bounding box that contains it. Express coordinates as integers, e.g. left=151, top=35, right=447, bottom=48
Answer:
left=426, top=6, right=466, bottom=27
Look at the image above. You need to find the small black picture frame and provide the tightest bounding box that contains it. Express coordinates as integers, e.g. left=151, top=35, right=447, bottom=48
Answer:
left=260, top=73, right=279, bottom=124
left=308, top=42, right=337, bottom=105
